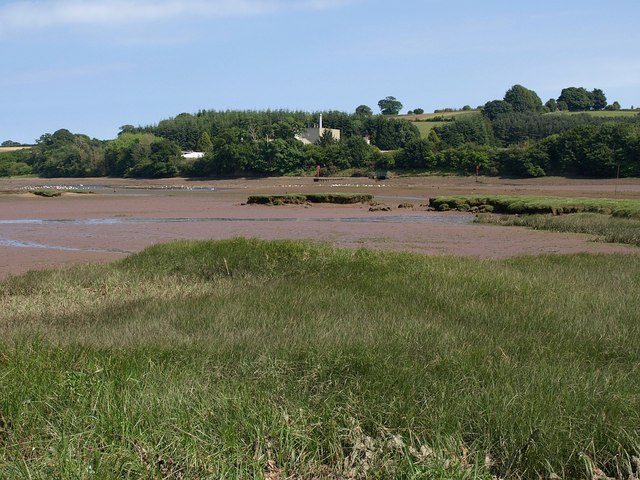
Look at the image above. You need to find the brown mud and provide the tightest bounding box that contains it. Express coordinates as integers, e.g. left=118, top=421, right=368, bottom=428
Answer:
left=1, top=176, right=639, bottom=280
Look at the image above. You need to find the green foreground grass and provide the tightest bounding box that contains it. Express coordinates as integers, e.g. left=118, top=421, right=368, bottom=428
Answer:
left=430, top=194, right=640, bottom=219
left=1, top=239, right=640, bottom=478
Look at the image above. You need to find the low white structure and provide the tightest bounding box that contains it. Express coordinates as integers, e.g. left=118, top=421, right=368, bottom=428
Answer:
left=181, top=151, right=205, bottom=159
left=295, top=114, right=341, bottom=145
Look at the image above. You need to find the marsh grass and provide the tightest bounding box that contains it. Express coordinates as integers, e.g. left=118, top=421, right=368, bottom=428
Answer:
left=247, top=193, right=374, bottom=205
left=30, top=188, right=94, bottom=197
left=476, top=212, right=640, bottom=247
left=430, top=195, right=640, bottom=219
left=1, top=239, right=640, bottom=478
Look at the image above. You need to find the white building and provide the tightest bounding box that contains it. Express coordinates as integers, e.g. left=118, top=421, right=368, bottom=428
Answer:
left=181, top=151, right=205, bottom=160
left=295, top=114, right=341, bottom=145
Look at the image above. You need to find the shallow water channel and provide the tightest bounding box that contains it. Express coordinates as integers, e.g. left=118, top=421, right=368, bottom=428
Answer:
left=0, top=214, right=472, bottom=253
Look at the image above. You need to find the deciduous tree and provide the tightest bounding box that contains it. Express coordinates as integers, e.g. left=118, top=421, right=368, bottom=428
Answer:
left=591, top=89, right=607, bottom=110
left=355, top=105, right=373, bottom=116
left=545, top=98, right=558, bottom=112
left=557, top=87, right=592, bottom=112
left=482, top=100, right=513, bottom=120
left=503, top=84, right=543, bottom=113
left=378, top=96, right=403, bottom=115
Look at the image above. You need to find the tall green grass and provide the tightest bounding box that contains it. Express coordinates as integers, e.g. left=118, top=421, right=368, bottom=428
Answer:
left=1, top=239, right=639, bottom=478
left=476, top=212, right=640, bottom=247
left=430, top=194, right=640, bottom=219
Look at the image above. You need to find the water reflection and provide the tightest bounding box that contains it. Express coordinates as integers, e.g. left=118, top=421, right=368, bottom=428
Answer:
left=21, top=184, right=221, bottom=192
left=0, top=238, right=132, bottom=253
left=0, top=214, right=472, bottom=226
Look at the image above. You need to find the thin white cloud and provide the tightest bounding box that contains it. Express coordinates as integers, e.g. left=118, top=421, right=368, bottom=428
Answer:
left=2, top=63, right=134, bottom=85
left=0, top=0, right=353, bottom=32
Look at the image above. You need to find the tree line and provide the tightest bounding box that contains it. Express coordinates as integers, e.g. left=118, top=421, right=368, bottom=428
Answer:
left=0, top=110, right=420, bottom=178
left=396, top=118, right=640, bottom=177
left=394, top=84, right=640, bottom=177
left=1, top=87, right=639, bottom=179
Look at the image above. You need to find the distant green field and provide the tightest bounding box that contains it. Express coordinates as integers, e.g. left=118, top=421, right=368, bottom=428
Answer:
left=397, top=111, right=478, bottom=138
left=398, top=111, right=478, bottom=121
left=413, top=121, right=448, bottom=137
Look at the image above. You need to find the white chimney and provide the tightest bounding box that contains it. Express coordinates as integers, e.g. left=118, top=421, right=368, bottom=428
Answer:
left=319, top=114, right=323, bottom=130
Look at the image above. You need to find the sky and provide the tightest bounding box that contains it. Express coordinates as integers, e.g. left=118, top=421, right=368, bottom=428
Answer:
left=1, top=0, right=639, bottom=144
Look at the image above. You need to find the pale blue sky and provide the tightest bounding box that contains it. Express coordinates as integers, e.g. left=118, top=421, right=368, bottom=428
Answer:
left=2, top=0, right=639, bottom=144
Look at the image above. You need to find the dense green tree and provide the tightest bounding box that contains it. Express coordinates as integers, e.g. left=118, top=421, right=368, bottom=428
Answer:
left=355, top=105, right=373, bottom=116
left=118, top=125, right=138, bottom=135
left=395, top=137, right=437, bottom=169
left=271, top=116, right=305, bottom=139
left=371, top=150, right=395, bottom=171
left=105, top=133, right=151, bottom=176
left=427, top=129, right=440, bottom=145
left=497, top=144, right=547, bottom=177
left=317, top=129, right=338, bottom=146
left=104, top=132, right=181, bottom=178
left=365, top=116, right=419, bottom=150
left=443, top=144, right=498, bottom=175
left=503, top=84, right=543, bottom=113
left=606, top=101, right=622, bottom=111
left=0, top=148, right=32, bottom=176
left=482, top=100, right=514, bottom=120
left=156, top=113, right=201, bottom=150
left=27, top=129, right=105, bottom=177
left=543, top=122, right=640, bottom=177
left=126, top=138, right=180, bottom=178
left=545, top=98, right=558, bottom=112
left=413, top=108, right=425, bottom=114
left=251, top=139, right=305, bottom=175
left=340, top=136, right=374, bottom=168
left=378, top=96, right=403, bottom=115
left=1, top=140, right=22, bottom=147
left=201, top=128, right=256, bottom=175
left=319, top=111, right=365, bottom=137
left=196, top=131, right=213, bottom=152
left=434, top=113, right=494, bottom=147
left=591, top=89, right=607, bottom=110
left=491, top=111, right=640, bottom=146
left=557, top=87, right=593, bottom=112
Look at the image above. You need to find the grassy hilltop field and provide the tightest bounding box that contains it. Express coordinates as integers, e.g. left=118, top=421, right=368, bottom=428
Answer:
left=1, top=237, right=639, bottom=478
